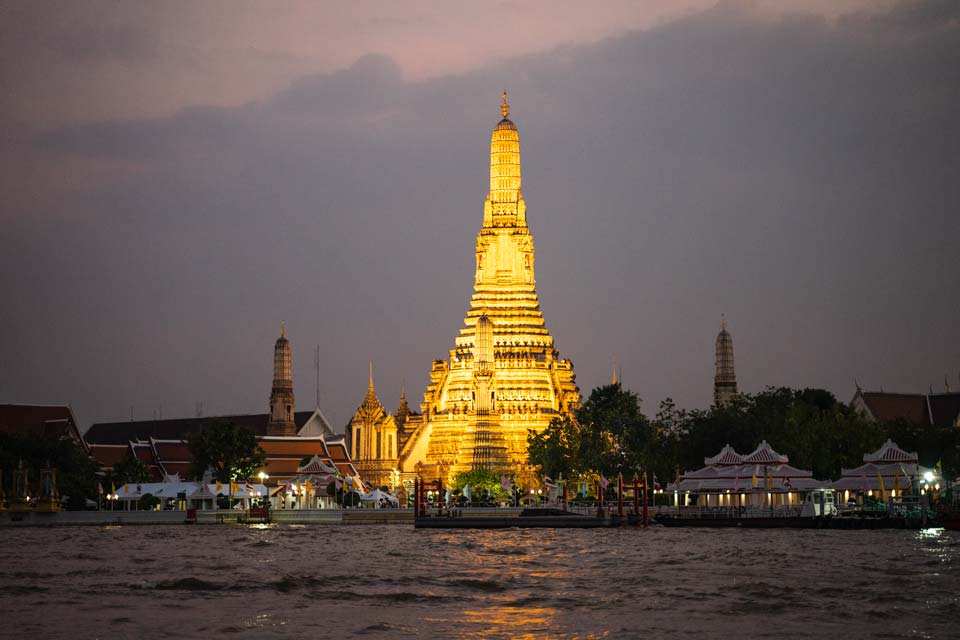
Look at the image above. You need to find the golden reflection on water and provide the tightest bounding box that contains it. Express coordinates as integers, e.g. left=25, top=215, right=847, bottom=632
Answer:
left=456, top=605, right=609, bottom=639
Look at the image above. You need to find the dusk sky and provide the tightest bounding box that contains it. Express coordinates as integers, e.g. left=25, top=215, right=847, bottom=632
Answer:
left=1, top=0, right=957, bottom=432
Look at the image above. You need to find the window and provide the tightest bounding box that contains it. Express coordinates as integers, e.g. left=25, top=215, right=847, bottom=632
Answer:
left=355, top=428, right=361, bottom=458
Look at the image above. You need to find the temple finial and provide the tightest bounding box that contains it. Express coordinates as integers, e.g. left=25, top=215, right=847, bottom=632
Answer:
left=612, top=356, right=618, bottom=385
left=281, top=320, right=286, bottom=338
left=368, top=361, right=374, bottom=390
left=720, top=313, right=727, bottom=332
left=501, top=90, right=509, bottom=118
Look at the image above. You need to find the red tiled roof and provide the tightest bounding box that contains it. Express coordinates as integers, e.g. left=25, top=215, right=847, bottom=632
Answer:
left=89, top=444, right=130, bottom=469
left=335, top=462, right=358, bottom=478
left=152, top=440, right=192, bottom=461
left=326, top=442, right=349, bottom=462
left=860, top=393, right=930, bottom=426
left=258, top=439, right=329, bottom=456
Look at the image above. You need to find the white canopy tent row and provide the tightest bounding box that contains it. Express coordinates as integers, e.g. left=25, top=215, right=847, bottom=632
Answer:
left=108, top=475, right=269, bottom=511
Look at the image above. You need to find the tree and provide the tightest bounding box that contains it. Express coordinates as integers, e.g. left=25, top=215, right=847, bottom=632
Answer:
left=527, top=415, right=580, bottom=479
left=452, top=468, right=502, bottom=494
left=527, top=383, right=656, bottom=480
left=110, top=452, right=151, bottom=485
left=186, top=421, right=267, bottom=482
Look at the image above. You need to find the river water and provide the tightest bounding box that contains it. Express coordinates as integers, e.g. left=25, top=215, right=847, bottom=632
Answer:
left=1, top=524, right=957, bottom=639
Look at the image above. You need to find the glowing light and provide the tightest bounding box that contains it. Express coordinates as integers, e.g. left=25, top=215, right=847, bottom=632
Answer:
left=924, top=471, right=934, bottom=483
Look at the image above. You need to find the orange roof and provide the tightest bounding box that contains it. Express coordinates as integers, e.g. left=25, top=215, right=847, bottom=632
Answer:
left=89, top=444, right=130, bottom=468
left=258, top=439, right=329, bottom=456
left=326, top=442, right=350, bottom=462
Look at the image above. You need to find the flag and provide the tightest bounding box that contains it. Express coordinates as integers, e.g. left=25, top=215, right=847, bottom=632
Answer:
left=111, top=482, right=116, bottom=494
left=124, top=484, right=129, bottom=494
left=230, top=481, right=239, bottom=494
left=305, top=481, right=313, bottom=494
left=782, top=477, right=793, bottom=490
left=98, top=482, right=104, bottom=496
left=215, top=481, right=223, bottom=493
left=877, top=473, right=885, bottom=494
left=245, top=482, right=253, bottom=493
left=501, top=475, right=513, bottom=492
left=136, top=484, right=142, bottom=494
left=334, top=477, right=343, bottom=490
left=751, top=470, right=758, bottom=489
left=600, top=474, right=609, bottom=490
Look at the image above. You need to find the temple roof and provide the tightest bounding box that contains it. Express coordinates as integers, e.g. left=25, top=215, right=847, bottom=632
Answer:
left=742, top=440, right=789, bottom=464
left=704, top=444, right=744, bottom=466
left=863, top=439, right=918, bottom=463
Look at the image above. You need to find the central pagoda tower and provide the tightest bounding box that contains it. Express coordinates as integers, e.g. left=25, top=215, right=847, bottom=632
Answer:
left=400, top=94, right=580, bottom=487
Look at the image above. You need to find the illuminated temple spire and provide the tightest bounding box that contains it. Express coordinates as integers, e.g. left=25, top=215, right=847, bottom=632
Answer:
left=267, top=322, right=296, bottom=436
left=714, top=316, right=738, bottom=407
left=410, top=94, right=580, bottom=485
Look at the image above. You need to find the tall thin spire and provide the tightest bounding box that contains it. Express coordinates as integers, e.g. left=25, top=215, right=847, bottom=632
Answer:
left=268, top=323, right=296, bottom=436
left=501, top=90, right=510, bottom=118
left=714, top=316, right=737, bottom=407
left=612, top=356, right=618, bottom=385
left=368, top=361, right=374, bottom=390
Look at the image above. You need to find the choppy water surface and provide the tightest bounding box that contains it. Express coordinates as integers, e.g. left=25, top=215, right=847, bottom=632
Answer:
left=1, top=525, right=958, bottom=639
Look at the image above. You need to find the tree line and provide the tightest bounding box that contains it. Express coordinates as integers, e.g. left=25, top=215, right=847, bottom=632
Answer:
left=528, top=383, right=960, bottom=487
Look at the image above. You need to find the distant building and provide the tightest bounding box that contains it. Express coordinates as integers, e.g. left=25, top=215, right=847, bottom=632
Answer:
left=268, top=322, right=296, bottom=436
left=851, top=388, right=960, bottom=428
left=713, top=317, right=738, bottom=406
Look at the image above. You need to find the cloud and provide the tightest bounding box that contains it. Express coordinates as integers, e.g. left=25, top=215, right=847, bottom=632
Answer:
left=2, top=0, right=958, bottom=430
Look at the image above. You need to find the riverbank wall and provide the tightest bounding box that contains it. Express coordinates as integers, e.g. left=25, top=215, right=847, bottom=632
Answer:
left=0, top=508, right=418, bottom=527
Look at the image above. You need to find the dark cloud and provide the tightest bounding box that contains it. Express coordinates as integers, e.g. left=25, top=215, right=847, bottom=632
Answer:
left=2, top=0, right=958, bottom=430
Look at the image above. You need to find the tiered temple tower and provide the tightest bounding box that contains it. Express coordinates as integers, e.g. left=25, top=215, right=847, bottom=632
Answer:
left=713, top=316, right=738, bottom=406
left=400, top=94, right=580, bottom=486
left=350, top=365, right=399, bottom=488
left=267, top=322, right=297, bottom=436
